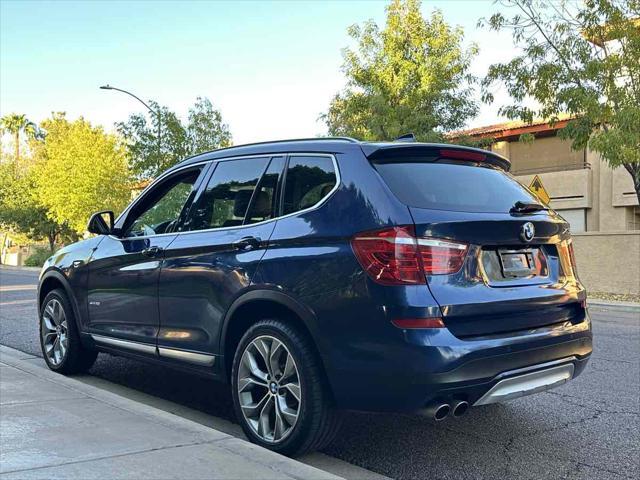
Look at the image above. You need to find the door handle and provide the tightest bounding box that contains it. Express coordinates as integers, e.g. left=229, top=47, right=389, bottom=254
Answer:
left=232, top=236, right=261, bottom=251
left=72, top=260, right=84, bottom=268
left=142, top=246, right=163, bottom=257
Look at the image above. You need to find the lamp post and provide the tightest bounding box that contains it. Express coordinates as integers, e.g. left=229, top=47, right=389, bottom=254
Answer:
left=100, top=84, right=161, bottom=170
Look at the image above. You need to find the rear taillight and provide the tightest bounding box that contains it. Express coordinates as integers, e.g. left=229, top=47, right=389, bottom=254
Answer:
left=351, top=226, right=424, bottom=285
left=417, top=238, right=469, bottom=275
left=351, top=226, right=468, bottom=285
left=568, top=241, right=578, bottom=275
left=558, top=240, right=577, bottom=278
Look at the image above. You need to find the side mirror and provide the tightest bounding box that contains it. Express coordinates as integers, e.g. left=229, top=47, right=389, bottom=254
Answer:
left=87, top=211, right=114, bottom=235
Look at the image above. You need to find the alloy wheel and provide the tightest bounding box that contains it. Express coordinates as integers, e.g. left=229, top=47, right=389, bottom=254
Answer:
left=237, top=335, right=301, bottom=443
left=41, top=298, right=69, bottom=366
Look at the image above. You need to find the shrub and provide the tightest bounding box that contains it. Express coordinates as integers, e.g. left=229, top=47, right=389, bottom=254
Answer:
left=24, top=247, right=52, bottom=267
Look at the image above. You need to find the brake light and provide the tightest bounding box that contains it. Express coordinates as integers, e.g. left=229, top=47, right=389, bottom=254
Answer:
left=439, top=148, right=486, bottom=162
left=351, top=226, right=424, bottom=285
left=351, top=226, right=468, bottom=285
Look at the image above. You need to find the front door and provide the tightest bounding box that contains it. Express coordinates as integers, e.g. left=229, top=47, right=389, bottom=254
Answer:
left=86, top=165, right=207, bottom=349
left=157, top=156, right=285, bottom=366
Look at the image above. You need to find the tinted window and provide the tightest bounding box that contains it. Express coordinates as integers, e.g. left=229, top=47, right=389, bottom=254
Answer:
left=186, top=158, right=269, bottom=231
left=245, top=157, right=284, bottom=225
left=283, top=156, right=337, bottom=215
left=125, top=169, right=201, bottom=237
left=375, top=162, right=540, bottom=213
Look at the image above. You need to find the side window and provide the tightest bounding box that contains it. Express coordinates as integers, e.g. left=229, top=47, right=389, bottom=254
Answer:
left=283, top=156, right=337, bottom=215
left=125, top=169, right=202, bottom=237
left=187, top=157, right=269, bottom=231
left=244, top=156, right=284, bottom=225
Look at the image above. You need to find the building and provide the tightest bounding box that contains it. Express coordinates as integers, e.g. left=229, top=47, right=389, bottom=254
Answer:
left=449, top=118, right=640, bottom=233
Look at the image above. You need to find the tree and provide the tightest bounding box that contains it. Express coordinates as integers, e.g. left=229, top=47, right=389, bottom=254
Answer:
left=117, top=102, right=189, bottom=180
left=117, top=97, right=232, bottom=179
left=0, top=164, right=77, bottom=253
left=0, top=113, right=40, bottom=175
left=323, top=0, right=479, bottom=141
left=32, top=113, right=132, bottom=233
left=187, top=97, right=233, bottom=154
left=481, top=0, right=640, bottom=203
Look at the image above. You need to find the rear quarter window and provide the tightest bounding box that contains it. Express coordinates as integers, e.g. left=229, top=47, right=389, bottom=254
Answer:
left=283, top=156, right=337, bottom=215
left=375, top=161, right=539, bottom=213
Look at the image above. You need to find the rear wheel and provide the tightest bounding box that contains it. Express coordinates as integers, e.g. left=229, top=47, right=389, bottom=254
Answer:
left=39, top=289, right=97, bottom=373
left=231, top=319, right=342, bottom=456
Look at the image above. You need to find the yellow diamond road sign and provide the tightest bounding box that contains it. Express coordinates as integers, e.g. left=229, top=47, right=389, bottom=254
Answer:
left=529, top=175, right=550, bottom=204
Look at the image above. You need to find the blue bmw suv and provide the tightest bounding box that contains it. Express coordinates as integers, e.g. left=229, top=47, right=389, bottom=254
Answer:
left=38, top=137, right=592, bottom=455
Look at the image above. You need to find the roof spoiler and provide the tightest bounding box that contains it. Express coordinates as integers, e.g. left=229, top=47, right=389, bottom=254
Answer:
left=361, top=142, right=511, bottom=172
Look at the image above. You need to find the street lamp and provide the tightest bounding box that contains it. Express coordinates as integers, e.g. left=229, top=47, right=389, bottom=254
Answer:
left=99, top=84, right=162, bottom=170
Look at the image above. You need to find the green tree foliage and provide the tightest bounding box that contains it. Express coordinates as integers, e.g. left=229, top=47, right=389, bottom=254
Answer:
left=32, top=114, right=132, bottom=233
left=323, top=0, right=479, bottom=141
left=0, top=113, right=40, bottom=175
left=24, top=246, right=54, bottom=267
left=481, top=0, right=640, bottom=203
left=117, top=97, right=232, bottom=179
left=448, top=134, right=497, bottom=150
left=0, top=164, right=77, bottom=252
left=187, top=97, right=233, bottom=155
left=128, top=181, right=193, bottom=235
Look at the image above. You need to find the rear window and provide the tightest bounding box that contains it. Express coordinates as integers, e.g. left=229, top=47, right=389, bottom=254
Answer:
left=375, top=161, right=540, bottom=213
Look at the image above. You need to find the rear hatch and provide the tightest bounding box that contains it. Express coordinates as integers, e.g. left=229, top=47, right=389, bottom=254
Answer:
left=371, top=145, right=586, bottom=338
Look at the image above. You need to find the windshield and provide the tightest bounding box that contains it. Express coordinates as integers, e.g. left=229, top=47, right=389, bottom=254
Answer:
left=375, top=161, right=540, bottom=213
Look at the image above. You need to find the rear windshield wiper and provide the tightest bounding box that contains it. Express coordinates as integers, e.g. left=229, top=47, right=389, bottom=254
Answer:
left=509, top=201, right=548, bottom=214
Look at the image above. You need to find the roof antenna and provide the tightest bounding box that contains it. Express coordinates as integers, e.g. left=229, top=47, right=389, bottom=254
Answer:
left=393, top=133, right=416, bottom=143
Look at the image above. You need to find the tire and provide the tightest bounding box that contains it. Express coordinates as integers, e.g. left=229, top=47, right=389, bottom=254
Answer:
left=39, top=288, right=98, bottom=374
left=231, top=319, right=342, bottom=456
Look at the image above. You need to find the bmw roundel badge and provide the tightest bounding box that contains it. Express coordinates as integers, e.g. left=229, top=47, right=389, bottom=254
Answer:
left=520, top=222, right=535, bottom=242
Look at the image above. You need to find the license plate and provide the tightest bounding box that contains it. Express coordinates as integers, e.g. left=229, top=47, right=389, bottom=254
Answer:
left=498, top=250, right=536, bottom=278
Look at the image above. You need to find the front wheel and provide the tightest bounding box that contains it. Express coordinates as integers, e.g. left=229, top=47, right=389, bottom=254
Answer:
left=39, top=289, right=98, bottom=373
left=231, top=319, right=342, bottom=456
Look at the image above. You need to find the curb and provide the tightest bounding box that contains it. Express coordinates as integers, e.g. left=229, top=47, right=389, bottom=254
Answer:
left=588, top=300, right=640, bottom=314
left=0, top=344, right=343, bottom=480
left=0, top=264, right=42, bottom=272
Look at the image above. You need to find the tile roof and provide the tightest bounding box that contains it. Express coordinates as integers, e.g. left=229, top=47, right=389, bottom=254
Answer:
left=448, top=115, right=575, bottom=140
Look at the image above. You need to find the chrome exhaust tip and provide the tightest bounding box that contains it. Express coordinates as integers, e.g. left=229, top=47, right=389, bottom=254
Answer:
left=434, top=403, right=451, bottom=421
left=420, top=402, right=451, bottom=421
left=452, top=400, right=469, bottom=418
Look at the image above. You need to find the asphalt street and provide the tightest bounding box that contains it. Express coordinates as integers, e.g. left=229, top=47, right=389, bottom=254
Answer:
left=1, top=265, right=638, bottom=480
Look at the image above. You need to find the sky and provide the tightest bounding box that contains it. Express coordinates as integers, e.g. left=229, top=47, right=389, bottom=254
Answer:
left=1, top=0, right=518, bottom=145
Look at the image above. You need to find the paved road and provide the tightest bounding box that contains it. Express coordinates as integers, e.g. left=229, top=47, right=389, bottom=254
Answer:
left=1, top=266, right=638, bottom=480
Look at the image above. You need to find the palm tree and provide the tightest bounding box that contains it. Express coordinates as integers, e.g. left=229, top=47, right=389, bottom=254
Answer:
left=0, top=114, right=39, bottom=175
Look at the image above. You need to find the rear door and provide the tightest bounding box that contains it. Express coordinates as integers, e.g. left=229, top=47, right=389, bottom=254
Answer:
left=156, top=156, right=284, bottom=365
left=374, top=157, right=585, bottom=338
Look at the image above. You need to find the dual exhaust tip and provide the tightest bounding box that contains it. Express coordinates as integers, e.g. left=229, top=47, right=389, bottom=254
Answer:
left=424, top=400, right=469, bottom=421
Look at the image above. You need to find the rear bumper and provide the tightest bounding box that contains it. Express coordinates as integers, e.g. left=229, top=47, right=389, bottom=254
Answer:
left=327, top=314, right=592, bottom=412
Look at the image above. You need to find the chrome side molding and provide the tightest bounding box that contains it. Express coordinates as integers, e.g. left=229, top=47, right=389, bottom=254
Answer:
left=158, top=347, right=215, bottom=366
left=90, top=334, right=215, bottom=367
left=474, top=362, right=575, bottom=406
left=90, top=334, right=156, bottom=355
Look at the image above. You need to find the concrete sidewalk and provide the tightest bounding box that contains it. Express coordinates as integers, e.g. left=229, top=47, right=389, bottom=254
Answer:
left=0, top=345, right=342, bottom=480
